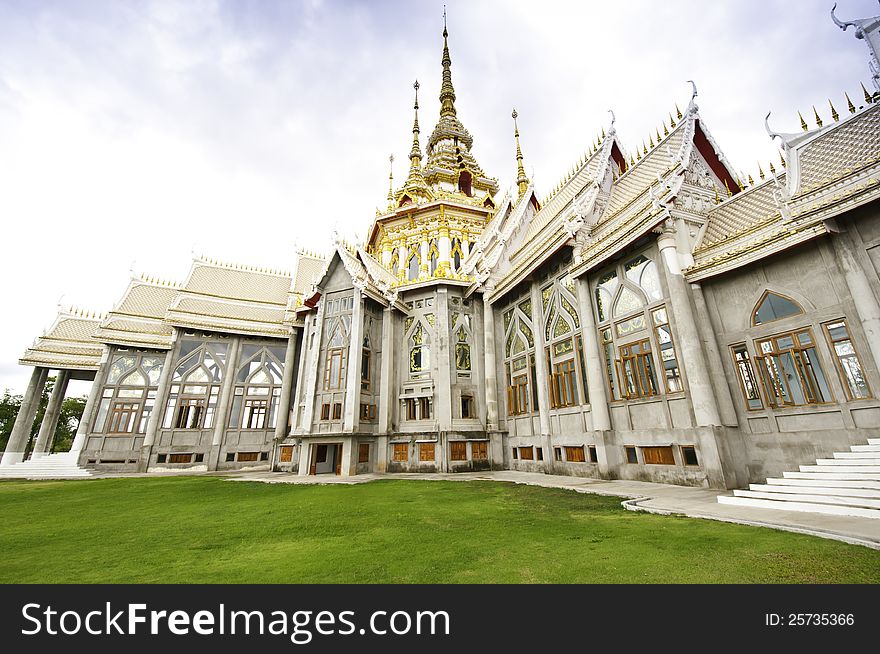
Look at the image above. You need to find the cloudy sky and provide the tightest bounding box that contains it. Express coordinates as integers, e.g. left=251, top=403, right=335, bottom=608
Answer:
left=0, top=0, right=876, bottom=396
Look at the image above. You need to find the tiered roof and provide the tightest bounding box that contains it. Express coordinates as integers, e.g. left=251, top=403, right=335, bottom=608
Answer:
left=93, top=277, right=178, bottom=349
left=20, top=309, right=105, bottom=370
left=687, top=98, right=880, bottom=281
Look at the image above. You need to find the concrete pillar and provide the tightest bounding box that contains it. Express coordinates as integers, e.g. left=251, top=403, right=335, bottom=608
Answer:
left=1, top=366, right=49, bottom=466
left=438, top=229, right=451, bottom=275
left=343, top=291, right=364, bottom=433
left=574, top=275, right=611, bottom=431
left=377, top=306, right=394, bottom=477
left=482, top=293, right=499, bottom=430
left=32, top=369, right=71, bottom=457
left=340, top=437, right=358, bottom=477
left=529, top=282, right=552, bottom=441
left=297, top=438, right=311, bottom=476
left=690, top=282, right=739, bottom=427
left=70, top=350, right=110, bottom=456
left=657, top=228, right=722, bottom=427
left=208, top=336, right=241, bottom=470
left=274, top=327, right=300, bottom=441
left=301, top=304, right=326, bottom=432
left=832, top=233, right=880, bottom=375
left=435, top=288, right=453, bottom=431
left=138, top=347, right=176, bottom=470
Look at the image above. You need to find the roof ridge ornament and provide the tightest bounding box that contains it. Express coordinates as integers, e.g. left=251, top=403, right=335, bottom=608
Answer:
left=832, top=1, right=880, bottom=92
left=686, top=80, right=699, bottom=115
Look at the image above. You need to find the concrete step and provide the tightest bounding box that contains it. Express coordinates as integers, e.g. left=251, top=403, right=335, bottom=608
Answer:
left=850, top=445, right=880, bottom=452
left=749, top=483, right=880, bottom=498
left=734, top=489, right=880, bottom=509
left=786, top=470, right=880, bottom=481
left=0, top=453, right=93, bottom=479
left=718, top=495, right=880, bottom=519
left=868, top=438, right=880, bottom=445
left=832, top=452, right=880, bottom=465
left=767, top=477, right=880, bottom=490
left=799, top=464, right=880, bottom=474
left=816, top=452, right=880, bottom=466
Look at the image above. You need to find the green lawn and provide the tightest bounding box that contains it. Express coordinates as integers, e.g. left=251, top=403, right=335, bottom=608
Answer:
left=0, top=476, right=876, bottom=583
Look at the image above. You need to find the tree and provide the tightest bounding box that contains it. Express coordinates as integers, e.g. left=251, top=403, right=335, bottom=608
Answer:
left=0, top=377, right=87, bottom=455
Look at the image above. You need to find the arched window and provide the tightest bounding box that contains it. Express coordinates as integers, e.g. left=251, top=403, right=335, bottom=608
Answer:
left=229, top=343, right=285, bottom=430
left=407, top=250, right=420, bottom=281
left=542, top=279, right=586, bottom=408
left=458, top=170, right=473, bottom=196
left=163, top=338, right=228, bottom=430
left=752, top=291, right=804, bottom=326
left=390, top=249, right=399, bottom=276
left=324, top=318, right=348, bottom=390
left=593, top=252, right=677, bottom=400
left=454, top=314, right=471, bottom=371
left=94, top=351, right=165, bottom=436
left=408, top=320, right=431, bottom=373
left=429, top=239, right=439, bottom=276
left=503, top=299, right=537, bottom=415
left=451, top=238, right=463, bottom=272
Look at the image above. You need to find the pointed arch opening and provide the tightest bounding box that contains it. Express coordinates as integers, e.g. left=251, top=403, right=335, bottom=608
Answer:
left=752, top=291, right=804, bottom=326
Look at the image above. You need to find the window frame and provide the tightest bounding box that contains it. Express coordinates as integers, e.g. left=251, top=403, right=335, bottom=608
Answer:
left=822, top=319, right=872, bottom=401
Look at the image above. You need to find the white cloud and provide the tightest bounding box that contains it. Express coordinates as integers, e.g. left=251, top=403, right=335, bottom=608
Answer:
left=0, top=0, right=876, bottom=393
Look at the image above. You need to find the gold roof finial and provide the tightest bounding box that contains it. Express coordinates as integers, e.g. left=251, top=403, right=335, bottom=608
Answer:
left=724, top=178, right=731, bottom=197
left=669, top=112, right=676, bottom=128
left=862, top=81, right=873, bottom=104
left=512, top=108, right=530, bottom=198
left=439, top=8, right=456, bottom=118
left=663, top=120, right=669, bottom=136
left=828, top=99, right=839, bottom=122
left=747, top=174, right=755, bottom=185
left=798, top=111, right=808, bottom=132
left=769, top=160, right=776, bottom=175
left=812, top=105, right=823, bottom=128
left=410, top=80, right=422, bottom=166
left=780, top=151, right=786, bottom=168
left=655, top=127, right=661, bottom=142
left=675, top=103, right=682, bottom=120
left=758, top=162, right=765, bottom=181
left=386, top=154, right=394, bottom=210
left=846, top=91, right=856, bottom=114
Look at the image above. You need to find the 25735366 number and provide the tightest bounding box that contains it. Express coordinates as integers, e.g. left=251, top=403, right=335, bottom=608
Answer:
left=764, top=613, right=854, bottom=626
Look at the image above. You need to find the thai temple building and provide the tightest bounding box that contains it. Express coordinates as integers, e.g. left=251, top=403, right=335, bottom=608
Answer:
left=4, top=8, right=880, bottom=515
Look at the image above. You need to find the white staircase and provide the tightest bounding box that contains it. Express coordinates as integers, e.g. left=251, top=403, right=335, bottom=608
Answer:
left=0, top=452, right=94, bottom=479
left=717, top=438, right=880, bottom=519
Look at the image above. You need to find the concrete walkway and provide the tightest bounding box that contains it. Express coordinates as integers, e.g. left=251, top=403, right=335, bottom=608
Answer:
left=230, top=470, right=880, bottom=550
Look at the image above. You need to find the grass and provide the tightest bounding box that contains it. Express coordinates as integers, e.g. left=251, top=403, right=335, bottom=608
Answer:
left=0, top=476, right=877, bottom=583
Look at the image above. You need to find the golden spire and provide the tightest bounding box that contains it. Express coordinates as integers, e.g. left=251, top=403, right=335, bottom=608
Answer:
left=512, top=108, right=529, bottom=197
left=846, top=91, right=856, bottom=114
left=828, top=99, right=839, bottom=122
left=387, top=154, right=394, bottom=210
left=862, top=81, right=873, bottom=104
left=798, top=111, right=808, bottom=132
left=669, top=112, right=676, bottom=129
left=747, top=174, right=755, bottom=185
left=769, top=160, right=776, bottom=176
left=439, top=9, right=456, bottom=118
left=780, top=151, right=786, bottom=168
left=757, top=162, right=765, bottom=181
left=409, top=80, right=422, bottom=167
left=813, top=105, right=823, bottom=128
left=400, top=80, right=431, bottom=202
left=675, top=103, right=682, bottom=120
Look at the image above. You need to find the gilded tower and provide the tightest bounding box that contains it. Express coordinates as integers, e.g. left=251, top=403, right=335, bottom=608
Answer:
left=368, top=21, right=499, bottom=285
